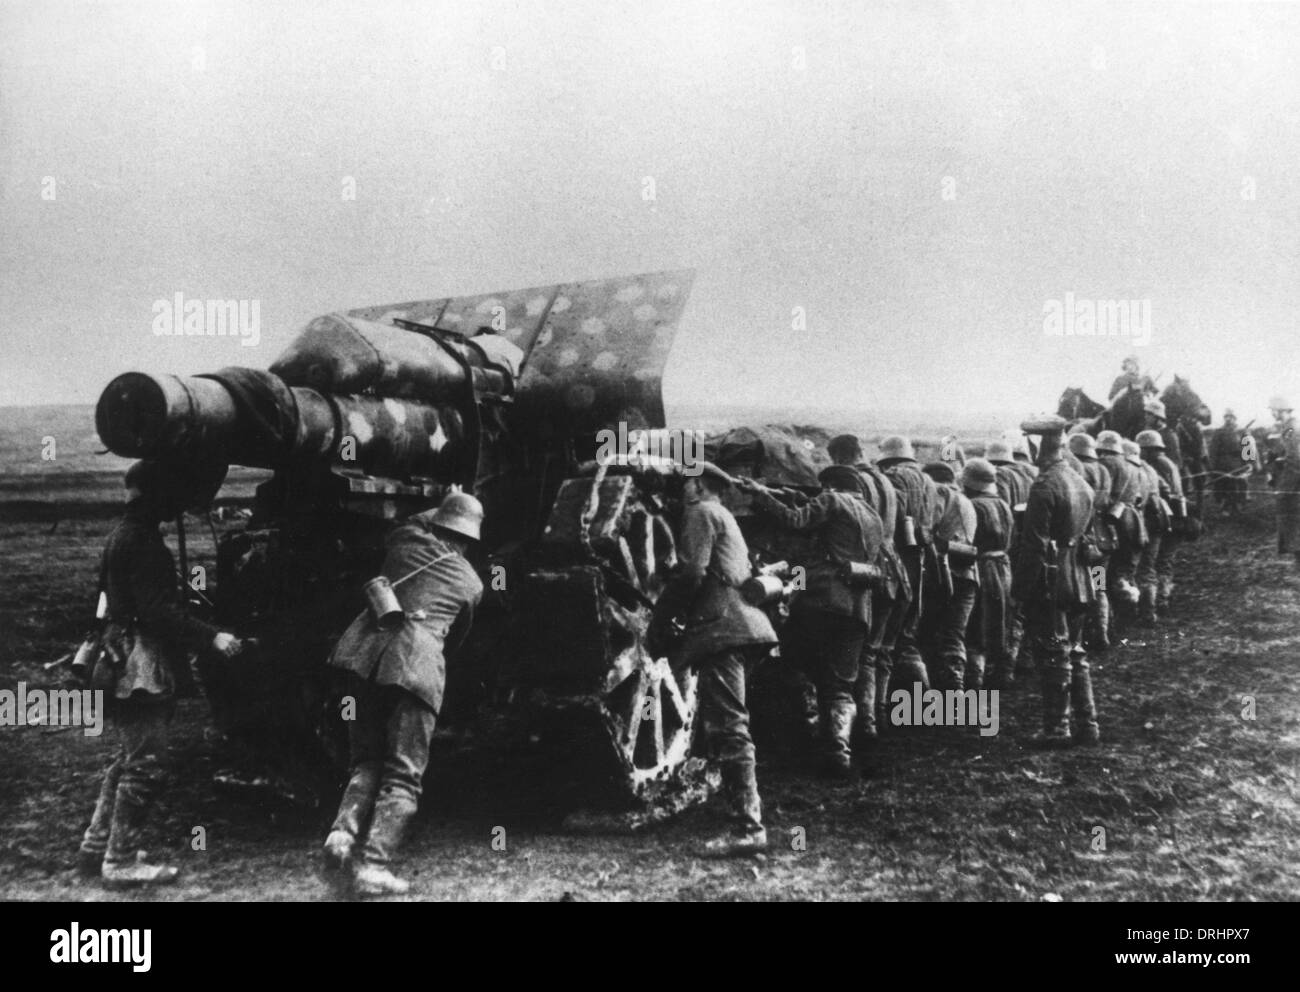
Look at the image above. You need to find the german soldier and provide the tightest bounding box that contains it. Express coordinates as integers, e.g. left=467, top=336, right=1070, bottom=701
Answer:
left=80, top=460, right=244, bottom=886
left=920, top=462, right=980, bottom=692
left=825, top=434, right=906, bottom=744
left=1138, top=429, right=1185, bottom=612
left=1096, top=430, right=1143, bottom=617
left=1126, top=439, right=1171, bottom=625
left=659, top=465, right=777, bottom=854
left=1268, top=396, right=1300, bottom=565
left=1012, top=417, right=1099, bottom=747
left=1109, top=355, right=1158, bottom=403
left=876, top=436, right=939, bottom=708
left=962, top=459, right=1014, bottom=690
left=1069, top=432, right=1114, bottom=649
left=1208, top=409, right=1248, bottom=514
left=324, top=491, right=485, bottom=896
left=740, top=466, right=883, bottom=778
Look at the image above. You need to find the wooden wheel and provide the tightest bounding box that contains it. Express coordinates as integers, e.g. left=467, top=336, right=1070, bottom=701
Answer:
left=599, top=647, right=698, bottom=798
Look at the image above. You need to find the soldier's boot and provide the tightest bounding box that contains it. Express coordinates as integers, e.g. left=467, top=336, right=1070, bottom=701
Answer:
left=852, top=661, right=877, bottom=743
left=873, top=656, right=893, bottom=737
left=893, top=651, right=930, bottom=693
left=1157, top=577, right=1174, bottom=612
left=1137, top=585, right=1159, bottom=626
left=1008, top=610, right=1027, bottom=679
left=1030, top=667, right=1072, bottom=749
left=797, top=674, right=820, bottom=745
left=702, top=762, right=767, bottom=857
left=1088, top=595, right=1111, bottom=652
left=323, top=763, right=381, bottom=871
left=965, top=653, right=986, bottom=692
left=987, top=649, right=1015, bottom=690
left=821, top=699, right=857, bottom=780
left=102, top=776, right=178, bottom=887
left=1070, top=666, right=1101, bottom=745
left=352, top=796, right=414, bottom=897
left=77, top=760, right=123, bottom=878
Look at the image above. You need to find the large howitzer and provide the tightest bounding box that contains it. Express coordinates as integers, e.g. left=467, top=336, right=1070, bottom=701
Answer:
left=95, top=270, right=709, bottom=811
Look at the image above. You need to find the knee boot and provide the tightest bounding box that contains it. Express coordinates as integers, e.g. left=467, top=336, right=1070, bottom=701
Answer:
left=853, top=660, right=877, bottom=741
left=102, top=764, right=178, bottom=887
left=822, top=698, right=856, bottom=779
left=354, top=793, right=416, bottom=896
left=1070, top=664, right=1100, bottom=745
left=1138, top=585, right=1159, bottom=625
left=325, top=762, right=381, bottom=869
left=1157, top=576, right=1174, bottom=612
left=78, top=758, right=123, bottom=876
left=702, top=761, right=767, bottom=857
left=1031, top=666, right=1072, bottom=748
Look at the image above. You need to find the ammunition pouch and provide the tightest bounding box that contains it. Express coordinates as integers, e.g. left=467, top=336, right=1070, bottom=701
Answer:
left=946, top=540, right=978, bottom=567
left=838, top=561, right=885, bottom=590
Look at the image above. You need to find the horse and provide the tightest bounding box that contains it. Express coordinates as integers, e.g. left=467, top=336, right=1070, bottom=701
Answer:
left=1057, top=387, right=1108, bottom=436
left=1057, top=383, right=1150, bottom=440
left=1162, top=375, right=1212, bottom=511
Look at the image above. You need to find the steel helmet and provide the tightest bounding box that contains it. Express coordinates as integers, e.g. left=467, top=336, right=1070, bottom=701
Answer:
left=878, top=435, right=915, bottom=460
left=1136, top=430, right=1165, bottom=450
left=984, top=439, right=1014, bottom=463
left=922, top=461, right=956, bottom=484
left=1067, top=433, right=1098, bottom=459
left=961, top=458, right=998, bottom=496
left=1095, top=430, right=1124, bottom=455
left=1268, top=395, right=1293, bottom=412
left=999, top=429, right=1029, bottom=454
left=1144, top=398, right=1167, bottom=421
left=430, top=491, right=484, bottom=541
left=1121, top=439, right=1142, bottom=463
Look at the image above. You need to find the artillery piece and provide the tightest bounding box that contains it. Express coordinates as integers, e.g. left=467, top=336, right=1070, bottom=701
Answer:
left=95, top=271, right=712, bottom=815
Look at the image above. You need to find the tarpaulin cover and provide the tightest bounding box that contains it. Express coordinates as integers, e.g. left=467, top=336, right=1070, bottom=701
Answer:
left=705, top=425, right=832, bottom=488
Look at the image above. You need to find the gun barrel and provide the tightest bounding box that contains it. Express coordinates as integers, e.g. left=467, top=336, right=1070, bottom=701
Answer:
left=96, top=370, right=468, bottom=481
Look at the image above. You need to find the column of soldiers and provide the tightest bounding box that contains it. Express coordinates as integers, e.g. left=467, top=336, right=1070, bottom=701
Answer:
left=86, top=408, right=1210, bottom=886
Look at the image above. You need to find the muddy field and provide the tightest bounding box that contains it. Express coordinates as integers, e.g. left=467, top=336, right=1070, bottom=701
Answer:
left=1, top=412, right=1298, bottom=901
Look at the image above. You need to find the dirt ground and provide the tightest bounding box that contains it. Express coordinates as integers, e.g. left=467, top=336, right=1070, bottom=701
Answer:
left=2, top=485, right=1298, bottom=901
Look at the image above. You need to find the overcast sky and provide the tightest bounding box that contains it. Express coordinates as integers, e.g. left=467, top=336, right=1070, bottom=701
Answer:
left=1, top=0, right=1297, bottom=425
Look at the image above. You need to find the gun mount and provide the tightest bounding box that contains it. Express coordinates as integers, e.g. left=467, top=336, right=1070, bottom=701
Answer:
left=95, top=271, right=711, bottom=813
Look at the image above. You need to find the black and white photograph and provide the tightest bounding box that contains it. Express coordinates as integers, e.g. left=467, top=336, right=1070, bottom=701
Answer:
left=0, top=0, right=1295, bottom=931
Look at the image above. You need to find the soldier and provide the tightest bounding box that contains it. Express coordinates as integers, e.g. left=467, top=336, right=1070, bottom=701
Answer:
left=1069, top=432, right=1114, bottom=649
left=324, top=491, right=485, bottom=896
left=740, top=466, right=883, bottom=778
left=1001, top=430, right=1040, bottom=482
left=986, top=438, right=1031, bottom=683
left=920, top=463, right=979, bottom=692
left=985, top=439, right=1032, bottom=509
left=1138, top=430, right=1186, bottom=612
left=1144, top=398, right=1183, bottom=467
left=1268, top=396, right=1300, bottom=565
left=1096, top=430, right=1143, bottom=617
left=825, top=434, right=905, bottom=745
left=1208, top=409, right=1248, bottom=513
left=1126, top=439, right=1171, bottom=625
left=1012, top=417, right=1099, bottom=747
left=876, top=436, right=939, bottom=708
left=1109, top=355, right=1158, bottom=403
left=962, top=459, right=1014, bottom=690
left=658, top=466, right=777, bottom=854
left=79, top=460, right=245, bottom=886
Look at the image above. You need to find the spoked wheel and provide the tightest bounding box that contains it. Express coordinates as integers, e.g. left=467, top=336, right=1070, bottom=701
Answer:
left=598, top=648, right=699, bottom=800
